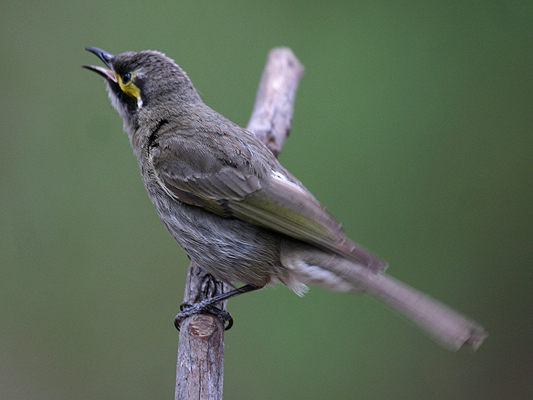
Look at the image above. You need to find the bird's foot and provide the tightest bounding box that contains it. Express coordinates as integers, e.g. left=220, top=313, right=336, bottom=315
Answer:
left=174, top=301, right=233, bottom=331
left=174, top=283, right=261, bottom=331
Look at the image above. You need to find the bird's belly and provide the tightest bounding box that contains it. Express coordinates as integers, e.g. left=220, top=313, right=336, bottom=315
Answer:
left=154, top=196, right=285, bottom=287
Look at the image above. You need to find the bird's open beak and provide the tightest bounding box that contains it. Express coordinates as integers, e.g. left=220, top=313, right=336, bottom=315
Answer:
left=82, top=47, right=117, bottom=83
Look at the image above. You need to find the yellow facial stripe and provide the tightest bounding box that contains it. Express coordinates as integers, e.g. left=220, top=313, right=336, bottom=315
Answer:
left=117, top=73, right=141, bottom=100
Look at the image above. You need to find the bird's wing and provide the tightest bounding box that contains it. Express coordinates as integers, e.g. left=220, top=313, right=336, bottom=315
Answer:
left=150, top=130, right=386, bottom=271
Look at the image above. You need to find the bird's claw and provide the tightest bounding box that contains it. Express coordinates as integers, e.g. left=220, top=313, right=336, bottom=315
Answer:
left=174, top=302, right=234, bottom=331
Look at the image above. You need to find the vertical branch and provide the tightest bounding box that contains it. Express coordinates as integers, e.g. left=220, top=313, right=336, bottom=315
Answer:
left=175, top=47, right=304, bottom=400
left=247, top=47, right=305, bottom=157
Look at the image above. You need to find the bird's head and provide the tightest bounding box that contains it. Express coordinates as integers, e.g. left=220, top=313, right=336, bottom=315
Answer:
left=83, top=47, right=200, bottom=131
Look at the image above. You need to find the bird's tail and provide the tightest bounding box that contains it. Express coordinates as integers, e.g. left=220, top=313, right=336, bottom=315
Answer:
left=354, top=270, right=486, bottom=351
left=285, top=247, right=487, bottom=351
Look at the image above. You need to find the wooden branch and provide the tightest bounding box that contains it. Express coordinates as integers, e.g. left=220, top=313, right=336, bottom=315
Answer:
left=175, top=47, right=304, bottom=400
left=175, top=262, right=228, bottom=400
left=247, top=47, right=305, bottom=157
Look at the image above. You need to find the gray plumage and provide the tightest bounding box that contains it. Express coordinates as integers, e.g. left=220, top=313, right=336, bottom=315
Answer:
left=84, top=48, right=487, bottom=351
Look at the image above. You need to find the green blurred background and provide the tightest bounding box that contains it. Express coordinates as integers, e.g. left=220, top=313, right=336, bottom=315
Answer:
left=1, top=1, right=532, bottom=399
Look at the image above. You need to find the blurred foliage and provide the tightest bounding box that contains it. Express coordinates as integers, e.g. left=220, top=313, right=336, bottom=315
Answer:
left=1, top=1, right=532, bottom=399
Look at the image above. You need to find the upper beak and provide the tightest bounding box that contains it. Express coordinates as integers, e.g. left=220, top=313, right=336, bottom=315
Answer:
left=82, top=47, right=117, bottom=83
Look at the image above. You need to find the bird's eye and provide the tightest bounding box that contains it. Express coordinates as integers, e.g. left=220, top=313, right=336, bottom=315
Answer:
left=122, top=72, right=132, bottom=84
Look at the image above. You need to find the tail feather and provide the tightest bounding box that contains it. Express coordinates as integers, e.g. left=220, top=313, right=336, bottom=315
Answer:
left=286, top=248, right=487, bottom=351
left=358, top=271, right=487, bottom=351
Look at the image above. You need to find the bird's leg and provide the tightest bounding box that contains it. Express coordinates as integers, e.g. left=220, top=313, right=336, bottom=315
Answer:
left=175, top=283, right=261, bottom=331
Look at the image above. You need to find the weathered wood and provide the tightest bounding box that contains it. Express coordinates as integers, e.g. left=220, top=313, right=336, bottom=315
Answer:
left=247, top=47, right=305, bottom=157
left=175, top=262, right=228, bottom=400
left=175, top=48, right=304, bottom=400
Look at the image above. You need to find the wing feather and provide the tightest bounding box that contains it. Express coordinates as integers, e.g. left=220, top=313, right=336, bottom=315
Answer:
left=150, top=127, right=386, bottom=271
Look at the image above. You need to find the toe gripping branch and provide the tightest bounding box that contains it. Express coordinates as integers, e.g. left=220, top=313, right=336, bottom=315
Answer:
left=174, top=274, right=260, bottom=331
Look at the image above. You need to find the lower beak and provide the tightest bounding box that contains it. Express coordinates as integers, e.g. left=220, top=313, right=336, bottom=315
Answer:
left=82, top=64, right=117, bottom=83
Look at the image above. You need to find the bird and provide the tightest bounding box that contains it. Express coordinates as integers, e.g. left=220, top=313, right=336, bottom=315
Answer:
left=83, top=47, right=487, bottom=351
